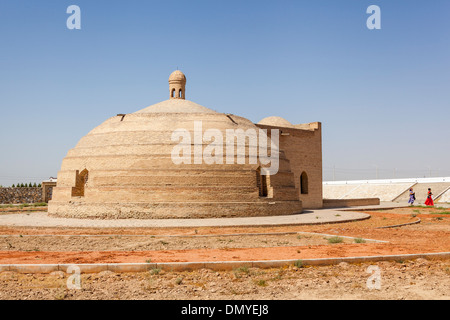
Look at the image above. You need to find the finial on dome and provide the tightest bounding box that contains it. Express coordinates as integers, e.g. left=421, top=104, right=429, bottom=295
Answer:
left=169, top=70, right=186, bottom=100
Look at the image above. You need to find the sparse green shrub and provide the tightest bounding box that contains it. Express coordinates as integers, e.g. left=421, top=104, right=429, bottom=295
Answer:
left=327, top=236, right=344, bottom=244
left=150, top=268, right=161, bottom=275
left=233, top=265, right=250, bottom=278
left=354, top=238, right=366, bottom=243
left=294, top=260, right=304, bottom=268
left=33, top=202, right=48, bottom=207
left=235, top=266, right=249, bottom=274
left=256, top=279, right=267, bottom=287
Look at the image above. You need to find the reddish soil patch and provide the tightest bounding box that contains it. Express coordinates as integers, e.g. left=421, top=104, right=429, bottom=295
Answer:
left=0, top=208, right=448, bottom=264
left=0, top=243, right=439, bottom=265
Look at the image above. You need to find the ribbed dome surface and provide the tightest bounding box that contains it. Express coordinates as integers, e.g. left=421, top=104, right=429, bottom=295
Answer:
left=135, top=99, right=217, bottom=114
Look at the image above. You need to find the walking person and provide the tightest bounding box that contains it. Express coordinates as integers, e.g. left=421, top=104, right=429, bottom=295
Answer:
left=424, top=188, right=434, bottom=206
left=408, top=188, right=415, bottom=206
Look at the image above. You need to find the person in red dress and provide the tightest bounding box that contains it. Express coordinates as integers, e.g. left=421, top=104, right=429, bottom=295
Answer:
left=424, top=188, right=434, bottom=206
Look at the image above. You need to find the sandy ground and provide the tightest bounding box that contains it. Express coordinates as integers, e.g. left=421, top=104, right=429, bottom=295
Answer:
left=0, top=259, right=448, bottom=300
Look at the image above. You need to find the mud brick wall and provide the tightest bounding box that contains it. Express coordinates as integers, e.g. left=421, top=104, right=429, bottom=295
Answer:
left=0, top=188, right=43, bottom=204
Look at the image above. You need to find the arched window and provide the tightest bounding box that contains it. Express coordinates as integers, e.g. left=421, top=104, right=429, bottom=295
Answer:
left=172, top=88, right=176, bottom=98
left=300, top=171, right=308, bottom=195
left=179, top=89, right=183, bottom=98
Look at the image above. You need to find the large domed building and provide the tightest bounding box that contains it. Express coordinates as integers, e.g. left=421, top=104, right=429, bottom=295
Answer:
left=48, top=71, right=323, bottom=219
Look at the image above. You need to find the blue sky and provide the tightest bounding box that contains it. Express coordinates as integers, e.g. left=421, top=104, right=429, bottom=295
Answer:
left=0, top=0, right=449, bottom=186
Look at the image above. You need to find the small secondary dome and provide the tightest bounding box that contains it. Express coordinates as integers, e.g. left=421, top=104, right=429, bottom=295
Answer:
left=258, top=116, right=294, bottom=128
left=169, top=70, right=186, bottom=82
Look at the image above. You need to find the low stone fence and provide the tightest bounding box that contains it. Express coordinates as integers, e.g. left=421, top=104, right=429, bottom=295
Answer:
left=0, top=188, right=43, bottom=204
left=323, top=198, right=380, bottom=208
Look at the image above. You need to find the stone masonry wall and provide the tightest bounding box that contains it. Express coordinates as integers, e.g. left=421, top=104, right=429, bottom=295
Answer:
left=0, top=188, right=43, bottom=204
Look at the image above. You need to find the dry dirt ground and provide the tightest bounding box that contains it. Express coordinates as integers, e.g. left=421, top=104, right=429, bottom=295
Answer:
left=0, top=259, right=448, bottom=300
left=0, top=232, right=369, bottom=252
left=0, top=206, right=448, bottom=300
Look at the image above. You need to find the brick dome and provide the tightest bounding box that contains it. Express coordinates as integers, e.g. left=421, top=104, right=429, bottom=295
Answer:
left=48, top=72, right=302, bottom=219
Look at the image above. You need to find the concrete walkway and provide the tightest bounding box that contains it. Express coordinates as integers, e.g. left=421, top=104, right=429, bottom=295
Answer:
left=330, top=201, right=406, bottom=211
left=0, top=202, right=405, bottom=228
left=0, top=206, right=382, bottom=228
